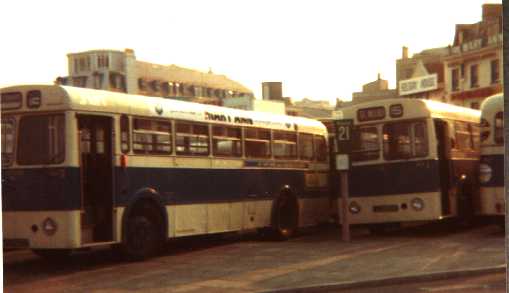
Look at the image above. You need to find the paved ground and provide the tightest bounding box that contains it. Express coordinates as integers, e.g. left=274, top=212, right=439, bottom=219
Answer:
left=323, top=271, right=506, bottom=293
left=3, top=222, right=506, bottom=293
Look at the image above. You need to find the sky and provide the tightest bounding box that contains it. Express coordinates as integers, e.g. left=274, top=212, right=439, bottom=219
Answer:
left=0, top=0, right=502, bottom=105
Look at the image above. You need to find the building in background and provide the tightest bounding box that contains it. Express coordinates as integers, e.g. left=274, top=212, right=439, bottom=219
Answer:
left=222, top=96, right=286, bottom=115
left=55, top=49, right=253, bottom=105
left=396, top=46, right=449, bottom=102
left=349, top=74, right=398, bottom=106
left=262, top=82, right=283, bottom=100
left=286, top=98, right=335, bottom=118
left=443, top=3, right=503, bottom=109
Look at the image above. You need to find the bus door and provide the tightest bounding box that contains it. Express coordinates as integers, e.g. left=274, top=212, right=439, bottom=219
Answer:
left=78, top=115, right=114, bottom=243
left=434, top=119, right=451, bottom=216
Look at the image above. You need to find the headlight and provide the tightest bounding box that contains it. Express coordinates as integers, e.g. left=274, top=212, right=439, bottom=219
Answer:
left=349, top=201, right=361, bottom=214
left=479, top=163, right=492, bottom=184
left=410, top=198, right=424, bottom=211
left=42, top=218, right=58, bottom=236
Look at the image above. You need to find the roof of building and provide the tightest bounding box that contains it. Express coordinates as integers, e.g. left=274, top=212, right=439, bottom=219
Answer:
left=136, top=61, right=252, bottom=94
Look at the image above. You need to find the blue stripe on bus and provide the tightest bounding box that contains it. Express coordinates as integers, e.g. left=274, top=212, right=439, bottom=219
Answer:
left=2, top=167, right=81, bottom=211
left=480, top=154, right=504, bottom=187
left=348, top=159, right=441, bottom=197
left=2, top=167, right=327, bottom=211
left=114, top=167, right=325, bottom=205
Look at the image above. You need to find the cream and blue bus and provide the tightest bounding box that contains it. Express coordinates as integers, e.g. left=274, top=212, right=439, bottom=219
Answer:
left=334, top=98, right=480, bottom=231
left=1, top=84, right=330, bottom=260
left=479, top=93, right=504, bottom=219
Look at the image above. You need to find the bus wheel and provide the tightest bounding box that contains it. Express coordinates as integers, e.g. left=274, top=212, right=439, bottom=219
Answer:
left=122, top=204, right=163, bottom=261
left=272, top=193, right=299, bottom=241
left=32, top=249, right=71, bottom=260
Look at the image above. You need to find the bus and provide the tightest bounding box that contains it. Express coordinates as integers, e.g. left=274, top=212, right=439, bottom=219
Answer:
left=478, top=93, right=504, bottom=219
left=332, top=98, right=480, bottom=230
left=1, top=84, right=330, bottom=260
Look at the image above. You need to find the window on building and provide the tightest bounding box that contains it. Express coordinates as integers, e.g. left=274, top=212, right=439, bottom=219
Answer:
left=93, top=73, right=103, bottom=89
left=138, top=78, right=146, bottom=91
left=490, top=59, right=500, bottom=84
left=161, top=82, right=170, bottom=96
left=352, top=126, right=379, bottom=162
left=212, top=126, right=242, bottom=157
left=470, top=64, right=479, bottom=88
left=74, top=56, right=90, bottom=71
left=273, top=131, right=297, bottom=159
left=73, top=76, right=87, bottom=87
left=97, top=54, right=109, bottom=68
left=74, top=59, right=79, bottom=73
left=132, top=118, right=172, bottom=154
left=451, top=68, right=459, bottom=91
left=383, top=120, right=428, bottom=160
left=495, top=112, right=503, bottom=145
left=175, top=122, right=209, bottom=156
left=298, top=133, right=314, bottom=160
left=245, top=128, right=271, bottom=158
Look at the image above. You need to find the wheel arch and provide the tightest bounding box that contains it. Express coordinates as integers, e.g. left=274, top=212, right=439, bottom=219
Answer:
left=121, top=187, right=169, bottom=243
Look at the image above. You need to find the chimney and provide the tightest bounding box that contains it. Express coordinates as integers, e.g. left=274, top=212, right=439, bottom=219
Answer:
left=482, top=4, right=501, bottom=23
left=402, top=46, right=408, bottom=59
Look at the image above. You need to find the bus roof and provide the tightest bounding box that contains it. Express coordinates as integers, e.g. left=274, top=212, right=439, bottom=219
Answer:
left=480, top=93, right=503, bottom=118
left=0, top=84, right=327, bottom=134
left=334, top=98, right=480, bottom=124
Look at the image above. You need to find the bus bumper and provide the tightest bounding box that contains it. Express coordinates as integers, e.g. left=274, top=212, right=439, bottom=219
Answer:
left=3, top=210, right=81, bottom=249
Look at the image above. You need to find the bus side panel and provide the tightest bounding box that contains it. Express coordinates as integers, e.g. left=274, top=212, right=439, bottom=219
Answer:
left=114, top=165, right=330, bottom=237
left=449, top=158, right=479, bottom=218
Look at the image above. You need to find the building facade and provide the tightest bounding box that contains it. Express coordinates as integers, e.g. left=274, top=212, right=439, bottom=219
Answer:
left=350, top=74, right=398, bottom=105
left=443, top=4, right=503, bottom=109
left=222, top=96, right=286, bottom=114
left=55, top=49, right=253, bottom=105
left=396, top=46, right=449, bottom=102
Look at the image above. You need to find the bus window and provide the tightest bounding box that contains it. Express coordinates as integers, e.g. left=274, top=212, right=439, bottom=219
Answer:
left=133, top=118, right=172, bottom=154
left=175, top=122, right=209, bottom=156
left=18, top=114, right=65, bottom=165
left=383, top=121, right=427, bottom=160
left=120, top=115, right=130, bottom=153
left=494, top=112, right=503, bottom=145
left=273, top=131, right=297, bottom=159
left=1, top=117, right=15, bottom=166
left=245, top=128, right=271, bottom=158
left=314, top=135, right=327, bottom=162
left=454, top=121, right=473, bottom=150
left=352, top=126, right=379, bottom=161
left=298, top=133, right=314, bottom=160
left=480, top=118, right=490, bottom=142
left=470, top=123, right=480, bottom=150
left=212, top=126, right=242, bottom=157
left=413, top=122, right=428, bottom=157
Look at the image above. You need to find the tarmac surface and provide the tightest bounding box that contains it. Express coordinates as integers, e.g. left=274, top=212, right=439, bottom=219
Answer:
left=3, top=222, right=506, bottom=293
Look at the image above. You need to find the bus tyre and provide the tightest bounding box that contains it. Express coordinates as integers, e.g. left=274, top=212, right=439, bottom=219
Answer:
left=122, top=215, right=160, bottom=261
left=272, top=193, right=299, bottom=241
left=32, top=249, right=71, bottom=261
